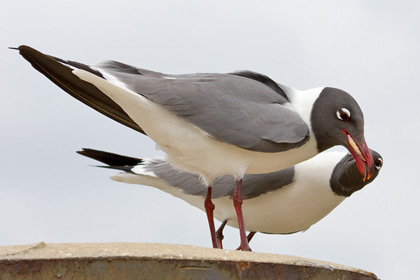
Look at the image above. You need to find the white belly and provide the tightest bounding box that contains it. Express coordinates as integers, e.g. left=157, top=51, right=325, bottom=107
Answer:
left=112, top=162, right=346, bottom=234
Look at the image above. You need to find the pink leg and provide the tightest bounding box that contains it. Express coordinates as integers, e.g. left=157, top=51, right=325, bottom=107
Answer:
left=216, top=220, right=228, bottom=249
left=236, top=231, right=257, bottom=250
left=205, top=186, right=217, bottom=248
left=233, top=179, right=251, bottom=251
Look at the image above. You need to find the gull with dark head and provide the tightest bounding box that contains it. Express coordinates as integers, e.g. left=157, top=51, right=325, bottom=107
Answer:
left=77, top=148, right=383, bottom=249
left=15, top=45, right=374, bottom=250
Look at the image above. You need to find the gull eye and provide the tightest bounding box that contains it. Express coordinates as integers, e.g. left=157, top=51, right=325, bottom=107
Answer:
left=336, top=108, right=351, bottom=122
left=375, top=158, right=383, bottom=170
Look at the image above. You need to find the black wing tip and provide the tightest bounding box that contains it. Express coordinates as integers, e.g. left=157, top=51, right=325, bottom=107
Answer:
left=9, top=45, right=35, bottom=52
left=76, top=148, right=113, bottom=160
left=14, top=45, right=146, bottom=136
left=77, top=147, right=97, bottom=153
left=76, top=148, right=95, bottom=157
left=77, top=148, right=143, bottom=166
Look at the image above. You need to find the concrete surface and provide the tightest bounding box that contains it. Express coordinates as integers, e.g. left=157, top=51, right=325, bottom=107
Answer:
left=0, top=242, right=378, bottom=279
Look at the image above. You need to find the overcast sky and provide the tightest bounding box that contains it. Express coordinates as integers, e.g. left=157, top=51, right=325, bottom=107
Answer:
left=1, top=1, right=419, bottom=279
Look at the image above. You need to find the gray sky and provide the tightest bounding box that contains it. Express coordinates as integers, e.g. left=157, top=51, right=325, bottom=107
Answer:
left=1, top=1, right=419, bottom=278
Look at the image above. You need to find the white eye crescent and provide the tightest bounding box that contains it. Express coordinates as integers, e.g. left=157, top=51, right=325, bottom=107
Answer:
left=336, top=108, right=351, bottom=121
left=375, top=158, right=383, bottom=170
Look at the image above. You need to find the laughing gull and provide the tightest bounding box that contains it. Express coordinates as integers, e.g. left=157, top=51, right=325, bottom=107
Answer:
left=15, top=45, right=374, bottom=251
left=77, top=148, right=383, bottom=249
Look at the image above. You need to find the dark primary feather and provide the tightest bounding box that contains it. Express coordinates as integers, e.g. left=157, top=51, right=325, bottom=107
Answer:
left=16, top=45, right=145, bottom=134
left=77, top=148, right=143, bottom=167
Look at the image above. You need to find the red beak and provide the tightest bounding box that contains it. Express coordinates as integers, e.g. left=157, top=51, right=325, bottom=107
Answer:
left=341, top=129, right=374, bottom=181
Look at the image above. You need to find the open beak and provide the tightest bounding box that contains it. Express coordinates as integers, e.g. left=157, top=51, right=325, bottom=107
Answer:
left=341, top=129, right=374, bottom=181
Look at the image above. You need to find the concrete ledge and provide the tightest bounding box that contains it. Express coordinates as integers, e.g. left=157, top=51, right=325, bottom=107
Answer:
left=0, top=242, right=377, bottom=280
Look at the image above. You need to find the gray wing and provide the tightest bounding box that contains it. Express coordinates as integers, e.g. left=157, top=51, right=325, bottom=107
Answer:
left=77, top=148, right=296, bottom=199
left=146, top=160, right=295, bottom=199
left=97, top=62, right=309, bottom=153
